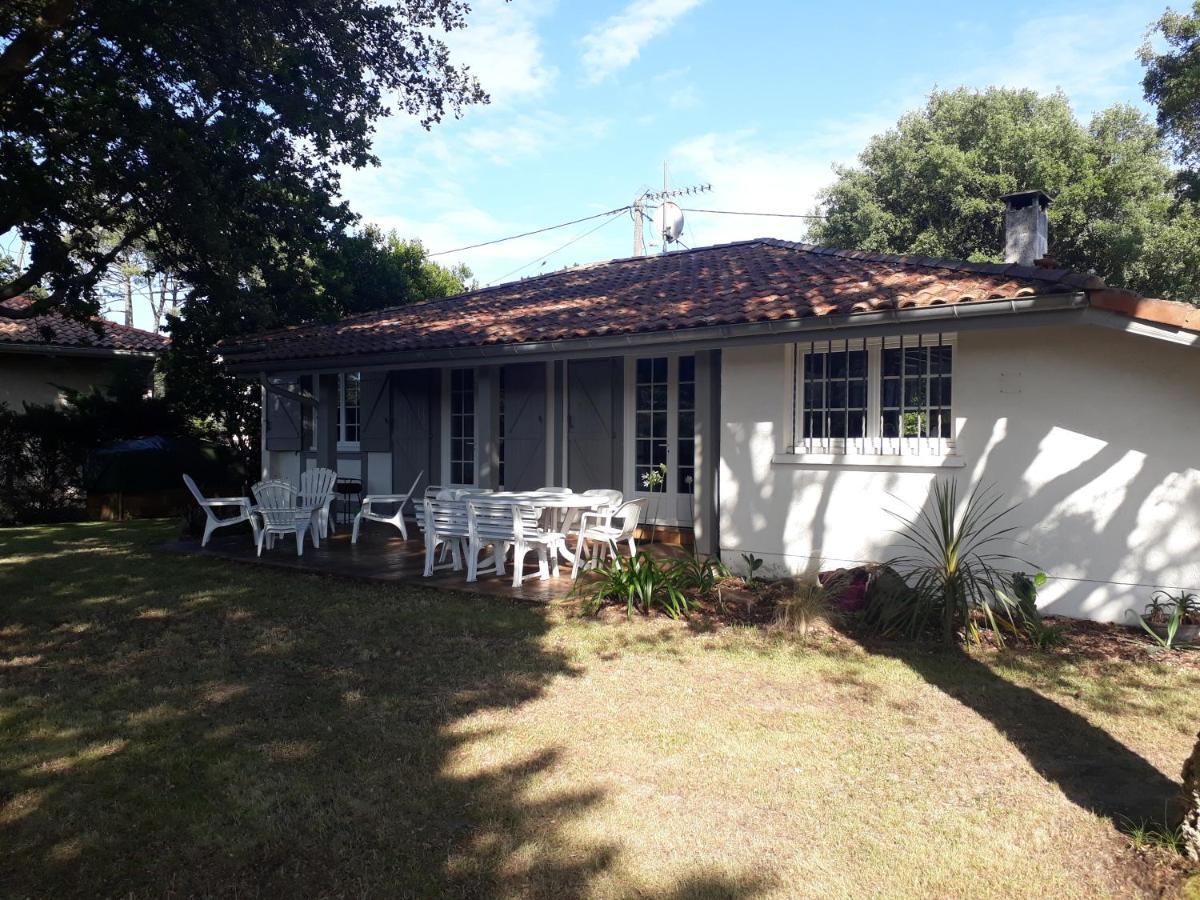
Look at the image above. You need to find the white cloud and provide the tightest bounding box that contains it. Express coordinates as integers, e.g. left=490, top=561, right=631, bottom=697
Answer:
left=955, top=8, right=1152, bottom=117
left=664, top=130, right=836, bottom=248
left=446, top=0, right=557, bottom=107
left=580, top=0, right=705, bottom=83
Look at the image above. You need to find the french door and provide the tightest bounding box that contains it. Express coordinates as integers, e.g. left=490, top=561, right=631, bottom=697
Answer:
left=624, top=354, right=696, bottom=526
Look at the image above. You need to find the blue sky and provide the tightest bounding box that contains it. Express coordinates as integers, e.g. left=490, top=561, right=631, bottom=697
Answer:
left=112, top=0, right=1167, bottom=327
left=336, top=0, right=1166, bottom=289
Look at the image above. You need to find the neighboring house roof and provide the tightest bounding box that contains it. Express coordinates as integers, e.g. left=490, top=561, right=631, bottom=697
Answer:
left=221, top=238, right=1200, bottom=366
left=0, top=296, right=168, bottom=355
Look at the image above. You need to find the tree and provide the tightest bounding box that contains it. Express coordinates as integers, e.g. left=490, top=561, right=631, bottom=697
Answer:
left=0, top=0, right=485, bottom=321
left=331, top=225, right=474, bottom=315
left=806, top=88, right=1200, bottom=304
left=159, top=226, right=471, bottom=484
left=1142, top=2, right=1200, bottom=170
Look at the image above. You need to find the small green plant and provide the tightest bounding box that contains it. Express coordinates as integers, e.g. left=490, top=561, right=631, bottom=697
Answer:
left=576, top=552, right=690, bottom=619
left=773, top=574, right=847, bottom=640
left=1123, top=816, right=1187, bottom=855
left=666, top=554, right=730, bottom=598
left=1004, top=571, right=1067, bottom=649
left=1129, top=589, right=1200, bottom=652
left=741, top=552, right=764, bottom=587
left=641, top=462, right=668, bottom=543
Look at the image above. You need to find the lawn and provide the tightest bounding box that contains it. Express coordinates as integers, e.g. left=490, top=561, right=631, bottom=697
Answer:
left=1, top=521, right=1198, bottom=898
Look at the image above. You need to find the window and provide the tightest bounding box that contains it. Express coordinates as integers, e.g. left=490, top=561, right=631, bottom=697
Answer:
left=881, top=344, right=953, bottom=439
left=676, top=355, right=695, bottom=494
left=337, top=372, right=361, bottom=448
left=449, top=368, right=475, bottom=485
left=635, top=357, right=669, bottom=492
left=497, top=368, right=506, bottom=488
left=801, top=345, right=868, bottom=440
left=790, top=335, right=954, bottom=455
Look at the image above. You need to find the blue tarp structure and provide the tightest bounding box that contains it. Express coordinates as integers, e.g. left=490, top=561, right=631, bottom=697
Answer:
left=85, top=436, right=243, bottom=494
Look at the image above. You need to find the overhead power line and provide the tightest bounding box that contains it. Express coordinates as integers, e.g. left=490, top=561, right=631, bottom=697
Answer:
left=487, top=210, right=627, bottom=286
left=682, top=207, right=826, bottom=219
left=429, top=206, right=631, bottom=257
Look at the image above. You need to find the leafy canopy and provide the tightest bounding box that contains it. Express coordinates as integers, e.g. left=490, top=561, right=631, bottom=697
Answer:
left=806, top=88, right=1200, bottom=304
left=0, top=0, right=485, bottom=321
left=1142, top=2, right=1200, bottom=169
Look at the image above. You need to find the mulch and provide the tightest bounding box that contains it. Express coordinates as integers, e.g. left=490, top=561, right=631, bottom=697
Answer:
left=586, top=575, right=1200, bottom=670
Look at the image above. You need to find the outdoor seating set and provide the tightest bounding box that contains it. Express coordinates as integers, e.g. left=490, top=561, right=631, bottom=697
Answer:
left=184, top=471, right=645, bottom=586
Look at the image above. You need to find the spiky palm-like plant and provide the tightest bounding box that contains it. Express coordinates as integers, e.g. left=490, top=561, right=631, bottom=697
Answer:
left=887, top=480, right=1025, bottom=646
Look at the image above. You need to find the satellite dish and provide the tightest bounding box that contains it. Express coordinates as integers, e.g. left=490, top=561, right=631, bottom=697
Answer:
left=656, top=201, right=684, bottom=244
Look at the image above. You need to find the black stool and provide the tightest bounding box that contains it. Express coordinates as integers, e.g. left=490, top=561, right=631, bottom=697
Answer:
left=333, top=479, right=362, bottom=528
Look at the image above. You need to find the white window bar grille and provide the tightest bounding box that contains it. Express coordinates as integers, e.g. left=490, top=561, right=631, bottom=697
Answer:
left=792, top=333, right=953, bottom=457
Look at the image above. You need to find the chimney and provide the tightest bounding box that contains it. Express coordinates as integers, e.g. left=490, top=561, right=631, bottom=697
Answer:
left=1000, top=189, right=1051, bottom=267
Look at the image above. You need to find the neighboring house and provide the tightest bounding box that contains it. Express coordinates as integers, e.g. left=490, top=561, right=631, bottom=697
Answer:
left=0, top=297, right=167, bottom=409
left=222, top=192, right=1200, bottom=622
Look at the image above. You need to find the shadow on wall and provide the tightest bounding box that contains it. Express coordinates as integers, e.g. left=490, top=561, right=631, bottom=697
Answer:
left=718, top=328, right=1200, bottom=622
left=0, top=524, right=771, bottom=898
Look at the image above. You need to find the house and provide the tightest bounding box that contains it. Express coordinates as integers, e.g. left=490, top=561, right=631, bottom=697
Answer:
left=0, top=297, right=167, bottom=409
left=221, top=192, right=1200, bottom=622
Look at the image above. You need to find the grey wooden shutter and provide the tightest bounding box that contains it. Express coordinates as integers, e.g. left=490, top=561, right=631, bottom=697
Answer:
left=391, top=369, right=435, bottom=493
left=567, top=359, right=621, bottom=491
left=265, top=377, right=302, bottom=451
left=501, top=363, right=546, bottom=491
left=359, top=372, right=391, bottom=452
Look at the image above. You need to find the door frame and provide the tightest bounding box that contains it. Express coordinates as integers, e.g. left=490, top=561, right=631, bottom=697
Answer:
left=621, top=353, right=695, bottom=526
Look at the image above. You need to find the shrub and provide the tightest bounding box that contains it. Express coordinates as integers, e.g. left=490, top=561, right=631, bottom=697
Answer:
left=577, top=552, right=690, bottom=619
left=773, top=573, right=848, bottom=640
left=665, top=554, right=730, bottom=598
left=880, top=480, right=1029, bottom=646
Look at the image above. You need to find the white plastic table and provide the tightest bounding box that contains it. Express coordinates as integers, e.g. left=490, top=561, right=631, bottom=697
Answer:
left=456, top=490, right=608, bottom=564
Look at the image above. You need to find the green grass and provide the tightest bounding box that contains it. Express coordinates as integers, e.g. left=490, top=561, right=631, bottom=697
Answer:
left=1, top=521, right=1197, bottom=898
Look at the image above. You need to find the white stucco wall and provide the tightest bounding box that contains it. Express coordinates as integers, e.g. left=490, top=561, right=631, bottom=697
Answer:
left=718, top=324, right=1200, bottom=622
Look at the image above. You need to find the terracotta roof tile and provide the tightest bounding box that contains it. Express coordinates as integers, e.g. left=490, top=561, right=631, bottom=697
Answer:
left=0, top=297, right=168, bottom=353
left=221, top=238, right=1195, bottom=365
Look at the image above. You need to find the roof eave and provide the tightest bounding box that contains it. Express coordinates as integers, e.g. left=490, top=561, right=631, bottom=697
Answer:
left=0, top=342, right=163, bottom=360
left=225, top=291, right=1090, bottom=375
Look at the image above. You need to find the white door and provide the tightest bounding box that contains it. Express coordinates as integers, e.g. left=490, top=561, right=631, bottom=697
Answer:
left=624, top=354, right=696, bottom=526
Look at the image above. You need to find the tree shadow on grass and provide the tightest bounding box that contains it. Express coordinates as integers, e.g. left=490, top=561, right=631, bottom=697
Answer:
left=872, top=642, right=1182, bottom=830
left=0, top=522, right=772, bottom=898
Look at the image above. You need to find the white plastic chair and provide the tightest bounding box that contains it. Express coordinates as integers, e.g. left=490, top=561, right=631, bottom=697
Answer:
left=421, top=496, right=470, bottom=575
left=536, top=486, right=573, bottom=494
left=298, top=467, right=338, bottom=538
left=571, top=498, right=647, bottom=578
left=466, top=498, right=564, bottom=588
left=182, top=474, right=258, bottom=547
left=581, top=488, right=623, bottom=515
left=252, top=479, right=317, bottom=557
left=352, top=471, right=423, bottom=543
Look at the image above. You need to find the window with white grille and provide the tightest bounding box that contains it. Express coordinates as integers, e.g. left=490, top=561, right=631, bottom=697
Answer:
left=789, top=334, right=955, bottom=456
left=449, top=368, right=475, bottom=485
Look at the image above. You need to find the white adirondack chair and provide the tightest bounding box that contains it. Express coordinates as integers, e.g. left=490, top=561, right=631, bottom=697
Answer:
left=571, top=498, right=647, bottom=578
left=251, top=479, right=316, bottom=557
left=352, top=470, right=423, bottom=543
left=298, top=467, right=338, bottom=538
left=182, top=474, right=258, bottom=548
left=467, top=497, right=564, bottom=588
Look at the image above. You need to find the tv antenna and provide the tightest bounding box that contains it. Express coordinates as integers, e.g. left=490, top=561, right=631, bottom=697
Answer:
left=632, top=162, right=711, bottom=255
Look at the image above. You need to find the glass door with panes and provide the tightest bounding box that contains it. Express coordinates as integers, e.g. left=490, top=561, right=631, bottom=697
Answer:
left=625, top=355, right=696, bottom=526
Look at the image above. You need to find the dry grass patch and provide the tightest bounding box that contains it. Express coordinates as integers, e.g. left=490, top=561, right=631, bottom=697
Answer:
left=1, top=521, right=1196, bottom=897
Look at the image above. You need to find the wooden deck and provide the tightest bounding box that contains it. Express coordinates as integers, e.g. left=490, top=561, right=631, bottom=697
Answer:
left=156, top=526, right=612, bottom=604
